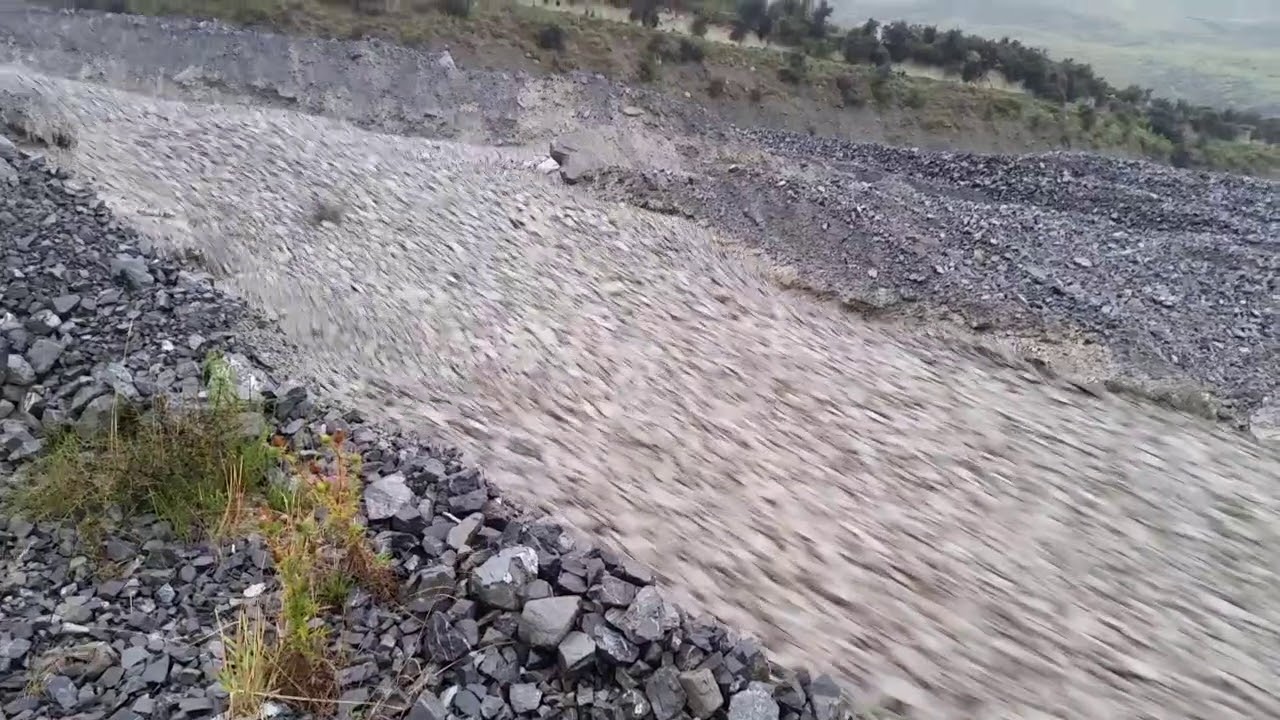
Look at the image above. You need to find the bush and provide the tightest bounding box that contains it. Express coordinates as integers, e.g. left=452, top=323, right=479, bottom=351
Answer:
left=835, top=75, right=863, bottom=106
left=441, top=0, right=471, bottom=17
left=690, top=13, right=709, bottom=37
left=537, top=23, right=567, bottom=51
left=637, top=53, right=660, bottom=82
left=778, top=51, right=807, bottom=84
left=902, top=86, right=926, bottom=109
left=678, top=38, right=706, bottom=63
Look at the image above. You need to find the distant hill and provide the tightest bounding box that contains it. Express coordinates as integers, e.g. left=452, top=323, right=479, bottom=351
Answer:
left=829, top=0, right=1280, bottom=115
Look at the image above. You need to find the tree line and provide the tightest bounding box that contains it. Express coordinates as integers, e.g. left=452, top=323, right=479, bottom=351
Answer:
left=629, top=0, right=1280, bottom=153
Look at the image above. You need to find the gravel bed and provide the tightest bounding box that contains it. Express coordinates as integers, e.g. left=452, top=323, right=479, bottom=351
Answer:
left=586, top=140, right=1278, bottom=425
left=0, top=141, right=850, bottom=720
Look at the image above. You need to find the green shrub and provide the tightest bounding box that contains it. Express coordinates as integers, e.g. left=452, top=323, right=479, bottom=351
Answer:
left=441, top=0, right=471, bottom=17
left=690, top=13, right=709, bottom=37
left=537, top=23, right=566, bottom=51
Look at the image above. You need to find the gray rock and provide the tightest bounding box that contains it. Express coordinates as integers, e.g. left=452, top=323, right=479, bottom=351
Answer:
left=557, top=630, right=596, bottom=672
left=618, top=586, right=680, bottom=642
left=680, top=668, right=724, bottom=718
left=645, top=665, right=687, bottom=720
left=409, top=690, right=449, bottom=720
left=110, top=255, right=155, bottom=289
left=728, top=683, right=779, bottom=720
left=589, top=623, right=639, bottom=664
left=141, top=654, right=170, bottom=684
left=590, top=574, right=639, bottom=607
left=807, top=675, right=848, bottom=720
left=45, top=674, right=78, bottom=710
left=25, top=338, right=64, bottom=376
left=518, top=596, right=580, bottom=648
left=364, top=473, right=413, bottom=521
left=52, top=294, right=81, bottom=315
left=508, top=683, right=542, bottom=714
left=77, top=393, right=120, bottom=439
left=454, top=689, right=482, bottom=718
left=120, top=646, right=150, bottom=669
left=550, top=130, right=617, bottom=185
left=6, top=354, right=36, bottom=386
left=447, top=512, right=484, bottom=550
left=25, top=308, right=61, bottom=335
left=0, top=158, right=16, bottom=185
left=425, top=611, right=472, bottom=662
left=473, top=546, right=539, bottom=610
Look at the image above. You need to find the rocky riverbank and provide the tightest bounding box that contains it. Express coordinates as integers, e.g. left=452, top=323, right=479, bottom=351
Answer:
left=0, top=140, right=853, bottom=720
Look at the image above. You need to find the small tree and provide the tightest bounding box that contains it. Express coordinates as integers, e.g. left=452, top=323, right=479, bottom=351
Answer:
left=537, top=24, right=566, bottom=51
left=441, top=0, right=471, bottom=18
left=778, top=51, right=807, bottom=84
left=690, top=13, right=709, bottom=37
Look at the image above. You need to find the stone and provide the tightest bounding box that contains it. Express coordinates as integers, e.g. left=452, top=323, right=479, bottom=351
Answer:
left=518, top=596, right=580, bottom=648
left=6, top=354, right=36, bottom=386
left=110, top=255, right=155, bottom=289
left=509, top=683, right=542, bottom=713
left=808, top=675, right=848, bottom=720
left=454, top=689, right=482, bottom=718
left=557, top=630, right=596, bottom=672
left=618, top=586, right=680, bottom=642
left=447, top=512, right=484, bottom=550
left=680, top=668, right=724, bottom=718
left=425, top=611, right=472, bottom=662
left=77, top=393, right=120, bottom=439
left=364, top=473, right=413, bottom=521
left=121, top=645, right=150, bottom=670
left=473, top=546, right=539, bottom=610
left=645, top=665, right=686, bottom=720
left=52, top=294, right=81, bottom=315
left=141, top=654, right=170, bottom=684
left=408, top=689, right=449, bottom=720
left=590, top=575, right=639, bottom=607
left=590, top=623, right=639, bottom=664
left=45, top=674, right=78, bottom=710
left=25, top=338, right=64, bottom=376
left=728, top=683, right=779, bottom=720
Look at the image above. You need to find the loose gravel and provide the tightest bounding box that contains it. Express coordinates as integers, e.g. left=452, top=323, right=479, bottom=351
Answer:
left=2, top=9, right=1280, bottom=720
left=588, top=138, right=1279, bottom=423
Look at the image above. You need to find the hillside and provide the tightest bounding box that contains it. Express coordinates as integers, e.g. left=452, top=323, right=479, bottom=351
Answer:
left=50, top=0, right=1280, bottom=175
left=835, top=0, right=1280, bottom=115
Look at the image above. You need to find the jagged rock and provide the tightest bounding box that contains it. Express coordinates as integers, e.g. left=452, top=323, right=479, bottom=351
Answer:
left=364, top=473, right=414, bottom=521
left=644, top=665, right=686, bottom=720
left=518, top=596, right=580, bottom=648
left=618, top=586, right=680, bottom=643
left=728, top=683, right=779, bottom=720
left=557, top=631, right=596, bottom=673
left=680, top=669, right=723, bottom=718
left=473, top=546, right=539, bottom=610
left=508, top=683, right=542, bottom=713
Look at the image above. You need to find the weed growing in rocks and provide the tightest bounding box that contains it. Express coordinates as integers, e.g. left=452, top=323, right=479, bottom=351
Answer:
left=14, top=354, right=277, bottom=539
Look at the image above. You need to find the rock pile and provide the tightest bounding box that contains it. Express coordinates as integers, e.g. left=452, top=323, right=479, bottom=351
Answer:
left=585, top=139, right=1279, bottom=425
left=0, top=143, right=854, bottom=719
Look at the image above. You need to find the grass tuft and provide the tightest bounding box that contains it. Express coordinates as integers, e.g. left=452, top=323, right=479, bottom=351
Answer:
left=219, top=605, right=273, bottom=720
left=14, top=354, right=277, bottom=539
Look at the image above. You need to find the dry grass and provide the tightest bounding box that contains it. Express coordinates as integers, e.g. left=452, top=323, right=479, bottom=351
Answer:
left=14, top=356, right=277, bottom=539
left=10, top=351, right=396, bottom=714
